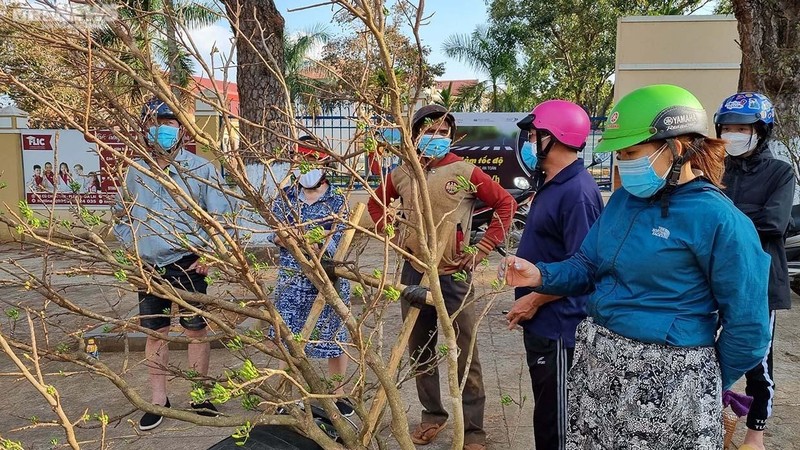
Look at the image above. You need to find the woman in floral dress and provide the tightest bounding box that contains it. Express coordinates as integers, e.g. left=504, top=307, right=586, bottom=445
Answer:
left=269, top=140, right=352, bottom=416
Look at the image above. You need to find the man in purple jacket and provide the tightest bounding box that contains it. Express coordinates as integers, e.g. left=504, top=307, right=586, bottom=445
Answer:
left=507, top=100, right=603, bottom=450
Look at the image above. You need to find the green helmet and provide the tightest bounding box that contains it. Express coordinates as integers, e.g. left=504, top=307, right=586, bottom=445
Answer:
left=595, top=84, right=708, bottom=153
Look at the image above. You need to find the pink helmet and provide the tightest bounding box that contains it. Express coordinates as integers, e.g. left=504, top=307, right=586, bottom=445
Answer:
left=516, top=100, right=591, bottom=150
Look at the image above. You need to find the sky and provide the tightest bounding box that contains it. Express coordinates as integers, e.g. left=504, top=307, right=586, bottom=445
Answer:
left=190, top=0, right=492, bottom=83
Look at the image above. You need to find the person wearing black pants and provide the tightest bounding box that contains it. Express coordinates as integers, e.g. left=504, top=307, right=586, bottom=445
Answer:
left=506, top=100, right=603, bottom=450
left=744, top=311, right=777, bottom=432
left=715, top=92, right=794, bottom=450
left=522, top=331, right=573, bottom=448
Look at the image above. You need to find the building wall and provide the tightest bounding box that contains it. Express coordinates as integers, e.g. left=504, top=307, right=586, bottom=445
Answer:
left=613, top=14, right=741, bottom=187
left=616, top=14, right=740, bottom=128
left=0, top=128, right=25, bottom=241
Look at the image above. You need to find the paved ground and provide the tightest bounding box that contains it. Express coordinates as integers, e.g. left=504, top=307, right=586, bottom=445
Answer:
left=0, top=240, right=799, bottom=449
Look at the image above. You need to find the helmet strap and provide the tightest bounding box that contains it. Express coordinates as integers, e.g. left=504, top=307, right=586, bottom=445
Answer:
left=531, top=131, right=556, bottom=193
left=658, top=138, right=688, bottom=218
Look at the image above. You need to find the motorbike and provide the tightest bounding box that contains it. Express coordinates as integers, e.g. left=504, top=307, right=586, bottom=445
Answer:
left=470, top=176, right=533, bottom=256
left=786, top=204, right=800, bottom=296
left=470, top=155, right=609, bottom=256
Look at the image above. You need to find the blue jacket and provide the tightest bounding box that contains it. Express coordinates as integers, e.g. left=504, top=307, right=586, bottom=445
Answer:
left=536, top=179, right=771, bottom=390
left=515, top=159, right=603, bottom=347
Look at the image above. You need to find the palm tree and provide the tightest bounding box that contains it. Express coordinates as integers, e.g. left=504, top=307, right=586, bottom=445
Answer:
left=92, top=0, right=221, bottom=103
left=434, top=82, right=456, bottom=109
left=283, top=24, right=332, bottom=115
left=442, top=26, right=517, bottom=112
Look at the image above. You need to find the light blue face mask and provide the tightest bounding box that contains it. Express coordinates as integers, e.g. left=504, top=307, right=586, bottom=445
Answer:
left=381, top=128, right=402, bottom=145
left=521, top=141, right=538, bottom=171
left=617, top=144, right=669, bottom=198
left=418, top=135, right=452, bottom=158
left=147, top=125, right=180, bottom=152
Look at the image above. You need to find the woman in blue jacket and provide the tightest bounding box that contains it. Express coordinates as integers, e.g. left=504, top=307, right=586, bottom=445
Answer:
left=500, top=85, right=771, bottom=449
left=716, top=92, right=794, bottom=450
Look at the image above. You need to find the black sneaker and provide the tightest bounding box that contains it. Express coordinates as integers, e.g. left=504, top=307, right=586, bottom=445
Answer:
left=335, top=399, right=354, bottom=417
left=191, top=400, right=219, bottom=417
left=139, top=398, right=170, bottom=431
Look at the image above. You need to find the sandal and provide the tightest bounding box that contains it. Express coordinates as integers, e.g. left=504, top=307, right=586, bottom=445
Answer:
left=411, top=422, right=447, bottom=445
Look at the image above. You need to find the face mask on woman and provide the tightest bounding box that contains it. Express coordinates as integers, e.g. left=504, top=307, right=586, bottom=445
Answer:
left=293, top=168, right=326, bottom=189
left=418, top=135, right=452, bottom=158
left=617, top=144, right=669, bottom=198
left=147, top=125, right=180, bottom=152
left=721, top=132, right=758, bottom=157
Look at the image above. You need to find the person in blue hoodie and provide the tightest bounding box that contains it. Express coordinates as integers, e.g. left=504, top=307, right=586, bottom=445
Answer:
left=499, top=85, right=771, bottom=449
left=715, top=92, right=794, bottom=450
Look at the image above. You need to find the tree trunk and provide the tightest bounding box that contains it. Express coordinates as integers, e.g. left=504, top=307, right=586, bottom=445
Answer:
left=732, top=0, right=800, bottom=174
left=222, top=0, right=286, bottom=162
left=163, top=0, right=182, bottom=100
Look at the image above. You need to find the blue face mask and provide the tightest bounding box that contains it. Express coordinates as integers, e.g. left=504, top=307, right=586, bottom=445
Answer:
left=381, top=128, right=402, bottom=145
left=147, top=125, right=180, bottom=152
left=418, top=135, right=452, bottom=158
left=617, top=144, right=669, bottom=198
left=521, top=141, right=538, bottom=171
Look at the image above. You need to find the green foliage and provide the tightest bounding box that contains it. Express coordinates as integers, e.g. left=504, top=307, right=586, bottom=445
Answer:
left=5, top=308, right=19, bottom=321
left=383, top=286, right=401, bottom=302
left=454, top=175, right=476, bottom=193
left=55, top=343, right=70, bottom=354
left=0, top=438, right=24, bottom=450
left=488, top=0, right=707, bottom=117
left=231, top=422, right=253, bottom=446
left=714, top=0, right=733, bottom=13
left=226, top=337, right=244, bottom=350
left=238, top=359, right=259, bottom=381
left=304, top=226, right=326, bottom=244
left=113, top=249, right=131, bottom=265
left=452, top=270, right=468, bottom=282
left=241, top=394, right=260, bottom=411
left=210, top=382, right=232, bottom=404
left=79, top=207, right=101, bottom=226
left=190, top=386, right=208, bottom=403
left=244, top=328, right=264, bottom=340
left=442, top=26, right=517, bottom=112
left=320, top=22, right=445, bottom=111
left=94, top=411, right=109, bottom=425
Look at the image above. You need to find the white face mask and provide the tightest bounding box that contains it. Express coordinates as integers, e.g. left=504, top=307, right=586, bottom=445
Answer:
left=722, top=132, right=758, bottom=157
left=293, top=168, right=325, bottom=188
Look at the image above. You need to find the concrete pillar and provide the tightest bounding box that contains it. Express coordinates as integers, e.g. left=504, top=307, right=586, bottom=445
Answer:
left=0, top=107, right=28, bottom=242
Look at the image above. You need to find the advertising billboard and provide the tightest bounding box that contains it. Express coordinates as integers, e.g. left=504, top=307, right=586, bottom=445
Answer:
left=21, top=130, right=196, bottom=207
left=452, top=113, right=529, bottom=189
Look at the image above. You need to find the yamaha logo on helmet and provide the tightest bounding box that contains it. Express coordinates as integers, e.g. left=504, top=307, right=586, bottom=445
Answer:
left=654, top=106, right=706, bottom=134
left=662, top=114, right=696, bottom=128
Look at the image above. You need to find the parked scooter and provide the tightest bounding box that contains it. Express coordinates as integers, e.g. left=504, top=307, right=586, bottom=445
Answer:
left=470, top=155, right=609, bottom=256
left=785, top=204, right=800, bottom=296
left=470, top=176, right=533, bottom=256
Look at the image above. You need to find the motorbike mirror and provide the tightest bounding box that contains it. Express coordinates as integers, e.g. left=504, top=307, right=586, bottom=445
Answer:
left=513, top=176, right=531, bottom=190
